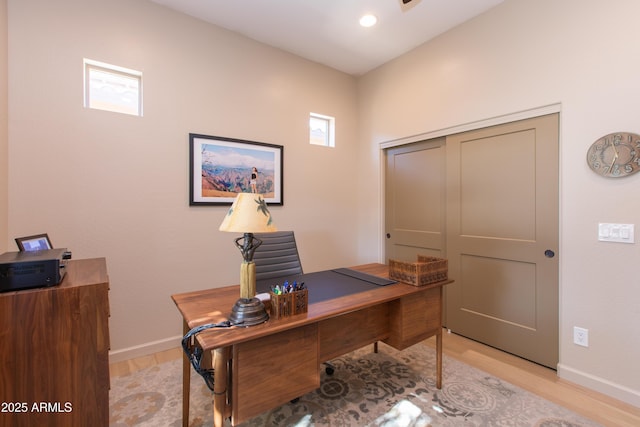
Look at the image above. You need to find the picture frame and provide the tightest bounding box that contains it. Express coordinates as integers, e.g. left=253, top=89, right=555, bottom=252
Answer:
left=15, top=233, right=53, bottom=252
left=189, top=133, right=283, bottom=206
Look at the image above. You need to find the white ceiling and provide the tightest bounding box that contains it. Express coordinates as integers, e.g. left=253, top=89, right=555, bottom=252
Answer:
left=150, top=0, right=504, bottom=76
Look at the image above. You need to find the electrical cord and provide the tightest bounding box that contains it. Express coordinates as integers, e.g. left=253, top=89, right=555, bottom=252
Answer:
left=181, top=319, right=242, bottom=391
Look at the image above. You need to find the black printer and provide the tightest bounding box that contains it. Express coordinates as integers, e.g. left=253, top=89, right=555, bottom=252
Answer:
left=0, top=248, right=72, bottom=292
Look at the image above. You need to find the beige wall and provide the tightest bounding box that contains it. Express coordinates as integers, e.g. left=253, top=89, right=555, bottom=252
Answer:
left=6, top=0, right=360, bottom=358
left=357, top=0, right=640, bottom=406
left=5, top=0, right=640, bottom=408
left=0, top=0, right=7, bottom=253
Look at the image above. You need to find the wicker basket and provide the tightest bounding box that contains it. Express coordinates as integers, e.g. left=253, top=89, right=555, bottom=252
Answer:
left=269, top=289, right=308, bottom=319
left=389, top=255, right=448, bottom=286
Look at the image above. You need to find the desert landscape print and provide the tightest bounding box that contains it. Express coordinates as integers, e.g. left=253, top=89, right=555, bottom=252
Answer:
left=200, top=143, right=276, bottom=198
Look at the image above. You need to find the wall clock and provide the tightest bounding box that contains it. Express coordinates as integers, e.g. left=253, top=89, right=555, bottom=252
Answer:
left=586, top=132, right=640, bottom=177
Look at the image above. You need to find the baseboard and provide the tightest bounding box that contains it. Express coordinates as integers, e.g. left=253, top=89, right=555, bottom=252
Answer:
left=557, top=363, right=640, bottom=408
left=108, top=335, right=182, bottom=364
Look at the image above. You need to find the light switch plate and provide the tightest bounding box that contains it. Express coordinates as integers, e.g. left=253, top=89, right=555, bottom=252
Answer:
left=598, top=223, right=635, bottom=243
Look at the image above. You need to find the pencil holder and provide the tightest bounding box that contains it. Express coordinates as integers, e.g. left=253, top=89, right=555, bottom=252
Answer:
left=269, top=289, right=308, bottom=319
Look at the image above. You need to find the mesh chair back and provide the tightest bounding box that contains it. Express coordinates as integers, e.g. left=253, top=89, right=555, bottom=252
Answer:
left=253, top=231, right=303, bottom=281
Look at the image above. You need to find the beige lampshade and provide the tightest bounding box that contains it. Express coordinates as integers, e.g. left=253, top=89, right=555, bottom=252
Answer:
left=219, top=193, right=277, bottom=233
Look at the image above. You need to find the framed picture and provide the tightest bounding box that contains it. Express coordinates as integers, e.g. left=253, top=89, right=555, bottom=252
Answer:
left=15, top=233, right=53, bottom=252
left=189, top=133, right=283, bottom=206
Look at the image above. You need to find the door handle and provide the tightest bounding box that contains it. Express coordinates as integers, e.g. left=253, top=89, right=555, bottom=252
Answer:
left=544, top=249, right=555, bottom=258
left=386, top=233, right=391, bottom=239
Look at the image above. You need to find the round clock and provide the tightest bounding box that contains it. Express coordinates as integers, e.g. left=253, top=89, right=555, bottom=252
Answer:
left=586, top=132, right=640, bottom=177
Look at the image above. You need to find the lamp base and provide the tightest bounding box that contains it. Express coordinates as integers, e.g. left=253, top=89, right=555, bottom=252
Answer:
left=229, top=297, right=269, bottom=326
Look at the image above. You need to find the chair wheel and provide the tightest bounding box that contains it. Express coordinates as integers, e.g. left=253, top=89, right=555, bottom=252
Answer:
left=290, top=397, right=300, bottom=404
left=325, top=366, right=335, bottom=375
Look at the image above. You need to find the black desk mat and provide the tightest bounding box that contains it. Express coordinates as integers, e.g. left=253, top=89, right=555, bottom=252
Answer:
left=256, top=268, right=396, bottom=305
left=331, top=268, right=396, bottom=286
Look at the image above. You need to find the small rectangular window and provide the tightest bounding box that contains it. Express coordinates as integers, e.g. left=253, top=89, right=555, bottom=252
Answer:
left=309, top=113, right=335, bottom=147
left=84, top=59, right=142, bottom=116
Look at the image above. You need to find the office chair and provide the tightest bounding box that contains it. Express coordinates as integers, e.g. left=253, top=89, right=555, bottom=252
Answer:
left=252, top=231, right=340, bottom=376
left=252, top=231, right=377, bottom=375
left=253, top=231, right=303, bottom=281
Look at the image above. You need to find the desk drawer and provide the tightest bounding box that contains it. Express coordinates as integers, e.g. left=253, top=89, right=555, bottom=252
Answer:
left=232, top=324, right=319, bottom=424
left=383, top=286, right=442, bottom=350
left=318, top=304, right=389, bottom=361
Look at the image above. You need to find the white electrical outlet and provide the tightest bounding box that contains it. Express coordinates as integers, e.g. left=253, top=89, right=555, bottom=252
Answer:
left=573, top=326, right=589, bottom=347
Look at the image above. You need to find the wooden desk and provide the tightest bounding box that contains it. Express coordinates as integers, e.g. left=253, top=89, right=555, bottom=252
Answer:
left=172, top=263, right=451, bottom=427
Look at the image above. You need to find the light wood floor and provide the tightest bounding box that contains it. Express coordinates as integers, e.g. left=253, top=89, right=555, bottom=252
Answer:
left=110, top=331, right=640, bottom=427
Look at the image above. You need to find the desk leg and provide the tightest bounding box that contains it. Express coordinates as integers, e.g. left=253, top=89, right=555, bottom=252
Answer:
left=213, top=347, right=231, bottom=427
left=182, top=321, right=191, bottom=427
left=435, top=326, right=442, bottom=389
left=434, top=285, right=444, bottom=389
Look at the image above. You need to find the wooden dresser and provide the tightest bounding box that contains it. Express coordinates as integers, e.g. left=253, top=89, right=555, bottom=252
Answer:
left=0, top=258, right=110, bottom=427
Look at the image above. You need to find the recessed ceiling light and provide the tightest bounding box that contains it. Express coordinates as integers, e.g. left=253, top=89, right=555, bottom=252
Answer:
left=359, top=14, right=377, bottom=28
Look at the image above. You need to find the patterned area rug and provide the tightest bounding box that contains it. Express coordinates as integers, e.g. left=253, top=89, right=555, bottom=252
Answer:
left=109, top=342, right=602, bottom=426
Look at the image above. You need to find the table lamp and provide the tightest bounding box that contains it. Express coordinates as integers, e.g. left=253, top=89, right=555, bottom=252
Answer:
left=219, top=193, right=276, bottom=326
